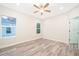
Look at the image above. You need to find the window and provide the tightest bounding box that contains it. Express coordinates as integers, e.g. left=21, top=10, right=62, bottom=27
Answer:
left=0, top=16, right=16, bottom=38
left=36, top=23, right=40, bottom=34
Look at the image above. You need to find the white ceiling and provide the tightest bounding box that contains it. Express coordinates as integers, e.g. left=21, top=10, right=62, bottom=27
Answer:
left=0, top=3, right=79, bottom=19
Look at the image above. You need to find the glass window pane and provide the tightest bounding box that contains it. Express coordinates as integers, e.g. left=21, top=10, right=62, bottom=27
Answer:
left=2, top=27, right=16, bottom=37
left=1, top=16, right=16, bottom=26
left=37, top=29, right=40, bottom=34
left=37, top=23, right=40, bottom=28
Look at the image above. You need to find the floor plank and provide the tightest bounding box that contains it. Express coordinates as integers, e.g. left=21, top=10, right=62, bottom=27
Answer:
left=0, top=38, right=74, bottom=56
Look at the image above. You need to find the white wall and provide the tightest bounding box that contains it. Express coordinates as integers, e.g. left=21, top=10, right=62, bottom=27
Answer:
left=42, top=14, right=69, bottom=44
left=42, top=6, right=79, bottom=44
left=0, top=5, right=42, bottom=49
left=67, top=6, right=79, bottom=19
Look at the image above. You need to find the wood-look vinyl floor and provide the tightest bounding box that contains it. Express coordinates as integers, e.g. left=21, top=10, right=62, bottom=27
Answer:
left=0, top=38, right=74, bottom=56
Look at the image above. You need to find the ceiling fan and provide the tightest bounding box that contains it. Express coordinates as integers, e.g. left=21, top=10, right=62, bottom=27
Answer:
left=33, top=3, right=51, bottom=15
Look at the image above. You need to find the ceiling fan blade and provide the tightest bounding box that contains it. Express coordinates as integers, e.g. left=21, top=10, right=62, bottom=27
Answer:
left=44, top=3, right=49, bottom=8
left=45, top=10, right=51, bottom=12
left=33, top=4, right=40, bottom=9
left=33, top=11, right=39, bottom=13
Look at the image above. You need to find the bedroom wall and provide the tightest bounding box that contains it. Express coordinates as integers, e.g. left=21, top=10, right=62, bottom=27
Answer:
left=42, top=14, right=69, bottom=44
left=42, top=6, right=79, bottom=44
left=0, top=5, right=42, bottom=49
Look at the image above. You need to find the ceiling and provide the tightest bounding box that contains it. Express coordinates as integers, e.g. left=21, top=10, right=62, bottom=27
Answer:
left=0, top=3, right=79, bottom=19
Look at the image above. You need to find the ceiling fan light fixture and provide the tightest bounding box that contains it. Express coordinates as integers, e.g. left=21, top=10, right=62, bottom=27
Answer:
left=33, top=3, right=51, bottom=15
left=39, top=9, right=44, bottom=13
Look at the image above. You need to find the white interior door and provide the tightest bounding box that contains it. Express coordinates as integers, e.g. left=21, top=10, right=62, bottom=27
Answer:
left=70, top=16, right=79, bottom=44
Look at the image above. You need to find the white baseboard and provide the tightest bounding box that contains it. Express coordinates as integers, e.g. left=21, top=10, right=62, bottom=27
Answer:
left=43, top=37, right=69, bottom=44
left=0, top=37, right=41, bottom=49
left=0, top=37, right=69, bottom=49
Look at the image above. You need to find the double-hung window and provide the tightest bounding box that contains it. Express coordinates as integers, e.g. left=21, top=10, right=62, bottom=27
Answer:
left=0, top=16, right=16, bottom=38
left=36, top=23, right=40, bottom=34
